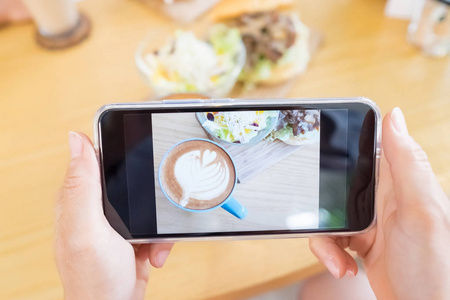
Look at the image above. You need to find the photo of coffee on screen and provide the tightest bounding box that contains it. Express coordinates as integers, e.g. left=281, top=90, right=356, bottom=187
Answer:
left=159, top=139, right=236, bottom=210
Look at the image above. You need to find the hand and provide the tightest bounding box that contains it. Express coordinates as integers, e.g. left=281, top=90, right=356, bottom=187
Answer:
left=310, top=108, right=450, bottom=300
left=0, top=0, right=30, bottom=25
left=55, top=132, right=174, bottom=300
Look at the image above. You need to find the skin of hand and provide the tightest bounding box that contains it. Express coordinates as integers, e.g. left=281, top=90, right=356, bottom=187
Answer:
left=55, top=132, right=174, bottom=300
left=310, top=108, right=450, bottom=300
left=0, top=0, right=30, bottom=25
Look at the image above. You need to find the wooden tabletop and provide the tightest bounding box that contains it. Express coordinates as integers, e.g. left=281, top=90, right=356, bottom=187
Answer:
left=1, top=0, right=449, bottom=299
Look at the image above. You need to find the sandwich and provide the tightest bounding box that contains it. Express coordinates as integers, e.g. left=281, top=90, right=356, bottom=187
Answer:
left=267, top=110, right=320, bottom=145
left=210, top=0, right=310, bottom=85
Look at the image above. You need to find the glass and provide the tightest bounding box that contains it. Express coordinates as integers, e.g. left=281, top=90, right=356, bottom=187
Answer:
left=408, top=0, right=450, bottom=57
left=22, top=0, right=79, bottom=37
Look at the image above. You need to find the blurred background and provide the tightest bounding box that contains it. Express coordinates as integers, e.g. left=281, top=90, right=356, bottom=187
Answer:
left=1, top=0, right=449, bottom=299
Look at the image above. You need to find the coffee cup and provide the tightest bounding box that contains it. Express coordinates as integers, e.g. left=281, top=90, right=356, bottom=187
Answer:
left=158, top=138, right=247, bottom=219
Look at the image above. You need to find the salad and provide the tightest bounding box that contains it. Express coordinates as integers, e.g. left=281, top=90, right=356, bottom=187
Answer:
left=201, top=111, right=279, bottom=144
left=142, top=24, right=243, bottom=96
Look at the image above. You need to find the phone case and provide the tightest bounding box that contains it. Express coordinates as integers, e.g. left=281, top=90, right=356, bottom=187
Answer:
left=94, top=97, right=381, bottom=243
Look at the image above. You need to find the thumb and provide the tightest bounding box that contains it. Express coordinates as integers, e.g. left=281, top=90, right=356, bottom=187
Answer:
left=382, top=108, right=446, bottom=214
left=56, top=132, right=103, bottom=226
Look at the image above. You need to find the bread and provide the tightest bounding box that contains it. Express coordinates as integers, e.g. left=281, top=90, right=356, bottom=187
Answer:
left=283, top=129, right=320, bottom=146
left=209, top=0, right=294, bottom=21
left=258, top=13, right=310, bottom=85
left=258, top=40, right=310, bottom=85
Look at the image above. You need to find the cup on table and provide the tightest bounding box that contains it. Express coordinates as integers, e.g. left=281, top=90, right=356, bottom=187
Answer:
left=408, top=0, right=450, bottom=57
left=159, top=138, right=247, bottom=219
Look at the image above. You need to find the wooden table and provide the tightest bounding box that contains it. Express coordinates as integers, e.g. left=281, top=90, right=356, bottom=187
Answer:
left=1, top=0, right=449, bottom=299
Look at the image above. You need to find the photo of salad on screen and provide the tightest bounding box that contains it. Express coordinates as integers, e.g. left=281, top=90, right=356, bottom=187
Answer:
left=197, top=110, right=320, bottom=146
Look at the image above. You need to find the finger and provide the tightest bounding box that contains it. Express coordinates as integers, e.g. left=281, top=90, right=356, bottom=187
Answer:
left=382, top=108, right=447, bottom=214
left=56, top=132, right=103, bottom=225
left=135, top=245, right=151, bottom=278
left=343, top=250, right=358, bottom=277
left=147, top=243, right=175, bottom=268
left=310, top=237, right=358, bottom=279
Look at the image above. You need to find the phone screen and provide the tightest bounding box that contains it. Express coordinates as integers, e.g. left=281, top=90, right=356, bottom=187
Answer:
left=99, top=102, right=377, bottom=240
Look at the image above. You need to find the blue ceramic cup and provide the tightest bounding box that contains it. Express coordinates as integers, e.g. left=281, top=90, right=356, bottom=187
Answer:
left=158, top=138, right=247, bottom=219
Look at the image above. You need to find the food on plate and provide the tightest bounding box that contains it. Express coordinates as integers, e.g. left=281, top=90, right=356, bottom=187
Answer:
left=266, top=110, right=320, bottom=145
left=234, top=11, right=310, bottom=85
left=200, top=111, right=279, bottom=144
left=210, top=0, right=310, bottom=86
left=142, top=24, right=243, bottom=96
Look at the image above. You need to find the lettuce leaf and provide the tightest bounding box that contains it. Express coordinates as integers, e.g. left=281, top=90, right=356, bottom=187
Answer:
left=209, top=24, right=241, bottom=56
left=239, top=58, right=272, bottom=84
left=265, top=125, right=294, bottom=142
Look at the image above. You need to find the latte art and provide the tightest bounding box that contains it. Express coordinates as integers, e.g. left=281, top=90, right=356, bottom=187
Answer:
left=174, top=149, right=230, bottom=207
left=159, top=140, right=236, bottom=210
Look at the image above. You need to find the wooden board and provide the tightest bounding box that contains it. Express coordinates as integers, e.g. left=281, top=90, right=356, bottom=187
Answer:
left=224, top=140, right=306, bottom=183
left=209, top=136, right=307, bottom=183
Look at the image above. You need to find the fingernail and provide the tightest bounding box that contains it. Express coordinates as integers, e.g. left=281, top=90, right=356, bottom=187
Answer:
left=346, top=269, right=356, bottom=277
left=325, top=257, right=340, bottom=279
left=69, top=131, right=83, bottom=159
left=391, top=107, right=408, bottom=135
left=155, top=250, right=170, bottom=268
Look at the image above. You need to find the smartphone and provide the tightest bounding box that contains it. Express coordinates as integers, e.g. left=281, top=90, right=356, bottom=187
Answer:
left=94, top=97, right=381, bottom=243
